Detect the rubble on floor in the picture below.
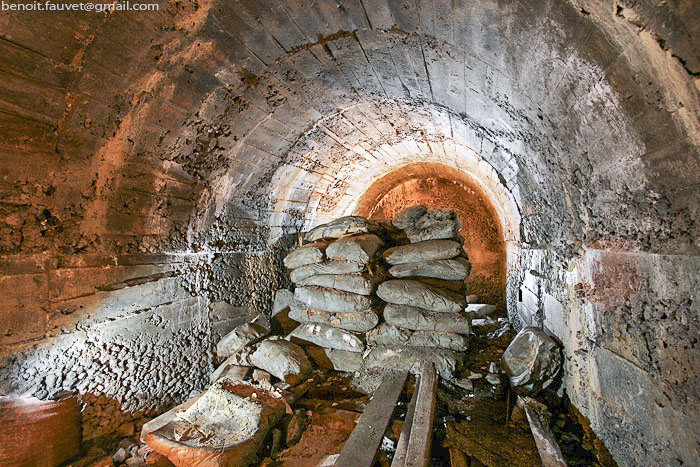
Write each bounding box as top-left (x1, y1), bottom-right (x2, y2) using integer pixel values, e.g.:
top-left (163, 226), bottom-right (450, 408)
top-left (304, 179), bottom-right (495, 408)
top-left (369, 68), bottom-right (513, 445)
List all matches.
top-left (75, 209), bottom-right (615, 467)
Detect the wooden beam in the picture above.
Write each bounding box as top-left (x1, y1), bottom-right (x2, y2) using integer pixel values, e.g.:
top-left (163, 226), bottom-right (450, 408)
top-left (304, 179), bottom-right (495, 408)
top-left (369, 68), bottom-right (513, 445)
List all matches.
top-left (391, 375), bottom-right (420, 467)
top-left (405, 362), bottom-right (437, 467)
top-left (519, 396), bottom-right (567, 467)
top-left (334, 370), bottom-right (409, 467)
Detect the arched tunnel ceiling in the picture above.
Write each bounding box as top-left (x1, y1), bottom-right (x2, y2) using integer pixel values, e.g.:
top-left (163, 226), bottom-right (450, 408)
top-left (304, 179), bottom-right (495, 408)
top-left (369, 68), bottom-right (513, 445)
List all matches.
top-left (1, 0), bottom-right (699, 260)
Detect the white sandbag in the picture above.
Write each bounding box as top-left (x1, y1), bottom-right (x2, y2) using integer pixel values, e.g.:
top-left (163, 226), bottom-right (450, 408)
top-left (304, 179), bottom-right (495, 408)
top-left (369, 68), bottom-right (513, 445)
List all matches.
top-left (392, 205), bottom-right (427, 229)
top-left (365, 323), bottom-right (412, 346)
top-left (384, 303), bottom-right (472, 334)
top-left (290, 260), bottom-right (365, 283)
top-left (294, 286), bottom-right (371, 313)
top-left (377, 279), bottom-right (466, 313)
top-left (295, 273), bottom-right (374, 295)
top-left (232, 338), bottom-right (312, 386)
top-left (363, 345), bottom-right (459, 380)
top-left (288, 301), bottom-right (379, 332)
top-left (383, 240), bottom-right (463, 265)
top-left (304, 216), bottom-right (381, 242)
top-left (216, 318), bottom-right (269, 358)
top-left (288, 323), bottom-right (365, 353)
top-left (283, 241), bottom-right (329, 269)
top-left (404, 209), bottom-right (461, 243)
top-left (408, 331), bottom-right (469, 351)
top-left (325, 234), bottom-right (383, 264)
top-left (389, 257), bottom-right (471, 280)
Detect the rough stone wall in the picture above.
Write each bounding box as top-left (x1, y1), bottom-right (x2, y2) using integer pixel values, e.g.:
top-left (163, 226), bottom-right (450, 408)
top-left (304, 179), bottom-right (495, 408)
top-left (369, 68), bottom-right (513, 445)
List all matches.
top-left (0, 0), bottom-right (698, 462)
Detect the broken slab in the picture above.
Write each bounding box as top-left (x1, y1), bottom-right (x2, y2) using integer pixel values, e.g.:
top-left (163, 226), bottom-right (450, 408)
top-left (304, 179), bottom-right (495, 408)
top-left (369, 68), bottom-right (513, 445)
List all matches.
top-left (325, 234), bottom-right (383, 264)
top-left (501, 327), bottom-right (562, 396)
top-left (288, 323), bottom-right (365, 353)
top-left (377, 279), bottom-right (466, 313)
top-left (389, 257), bottom-right (471, 281)
top-left (288, 302), bottom-right (379, 332)
top-left (290, 260), bottom-right (365, 283)
top-left (283, 241), bottom-right (329, 269)
top-left (384, 304), bottom-right (472, 334)
top-left (272, 289), bottom-right (294, 317)
top-left (304, 216), bottom-right (381, 242)
top-left (294, 286), bottom-right (371, 313)
top-left (383, 240), bottom-right (463, 265)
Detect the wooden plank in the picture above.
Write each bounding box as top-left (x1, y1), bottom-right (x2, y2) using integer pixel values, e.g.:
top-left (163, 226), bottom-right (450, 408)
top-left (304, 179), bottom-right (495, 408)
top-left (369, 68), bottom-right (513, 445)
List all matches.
top-left (391, 375), bottom-right (420, 467)
top-left (405, 362), bottom-right (437, 467)
top-left (334, 370), bottom-right (409, 467)
top-left (520, 396), bottom-right (567, 467)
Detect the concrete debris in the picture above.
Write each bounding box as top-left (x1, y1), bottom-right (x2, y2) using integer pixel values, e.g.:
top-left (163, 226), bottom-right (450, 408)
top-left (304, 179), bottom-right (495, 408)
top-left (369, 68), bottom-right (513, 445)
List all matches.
top-left (466, 303), bottom-right (498, 318)
top-left (325, 234), bottom-right (383, 264)
top-left (383, 239), bottom-right (463, 265)
top-left (288, 323), bottom-right (365, 353)
top-left (501, 327), bottom-right (562, 396)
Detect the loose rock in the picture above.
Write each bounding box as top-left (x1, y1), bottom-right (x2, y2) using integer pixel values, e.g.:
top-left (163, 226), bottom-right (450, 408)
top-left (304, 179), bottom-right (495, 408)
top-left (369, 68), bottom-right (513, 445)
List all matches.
top-left (216, 319), bottom-right (269, 358)
top-left (232, 339), bottom-right (312, 386)
top-left (392, 205), bottom-right (428, 230)
top-left (501, 327), bottom-right (562, 396)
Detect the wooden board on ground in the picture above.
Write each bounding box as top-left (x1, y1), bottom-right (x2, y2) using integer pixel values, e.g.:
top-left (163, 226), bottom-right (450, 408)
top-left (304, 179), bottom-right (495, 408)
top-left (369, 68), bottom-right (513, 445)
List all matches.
top-left (334, 370), bottom-right (409, 467)
top-left (405, 362), bottom-right (438, 467)
top-left (391, 375), bottom-right (420, 467)
top-left (520, 396), bottom-right (567, 467)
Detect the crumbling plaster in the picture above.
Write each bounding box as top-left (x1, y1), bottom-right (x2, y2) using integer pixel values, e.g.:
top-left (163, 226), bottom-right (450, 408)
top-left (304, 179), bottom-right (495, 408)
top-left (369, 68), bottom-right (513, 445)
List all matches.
top-left (0, 0), bottom-right (698, 463)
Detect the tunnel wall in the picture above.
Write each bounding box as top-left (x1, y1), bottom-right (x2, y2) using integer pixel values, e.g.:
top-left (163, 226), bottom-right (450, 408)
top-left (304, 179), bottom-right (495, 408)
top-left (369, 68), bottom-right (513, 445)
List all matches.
top-left (0, 0), bottom-right (698, 463)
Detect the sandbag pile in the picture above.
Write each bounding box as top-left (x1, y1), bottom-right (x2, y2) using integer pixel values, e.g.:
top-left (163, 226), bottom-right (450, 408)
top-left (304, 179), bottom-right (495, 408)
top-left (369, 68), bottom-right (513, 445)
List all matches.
top-left (369, 206), bottom-right (472, 377)
top-left (279, 216), bottom-right (388, 372)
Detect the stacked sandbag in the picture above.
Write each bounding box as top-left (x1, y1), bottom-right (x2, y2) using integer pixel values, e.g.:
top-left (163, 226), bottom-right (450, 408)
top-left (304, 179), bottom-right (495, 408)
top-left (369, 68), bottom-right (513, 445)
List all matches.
top-left (371, 206), bottom-right (472, 379)
top-left (281, 216), bottom-right (387, 372)
top-left (211, 315), bottom-right (312, 387)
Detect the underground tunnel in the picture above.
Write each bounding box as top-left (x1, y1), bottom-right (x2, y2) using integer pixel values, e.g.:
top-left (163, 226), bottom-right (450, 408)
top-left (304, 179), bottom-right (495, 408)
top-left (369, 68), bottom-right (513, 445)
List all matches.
top-left (0, 0), bottom-right (698, 465)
